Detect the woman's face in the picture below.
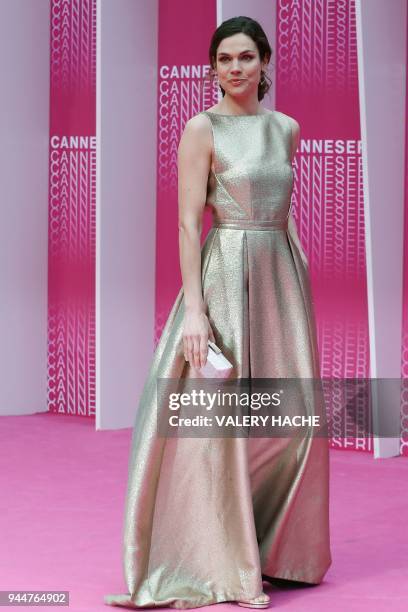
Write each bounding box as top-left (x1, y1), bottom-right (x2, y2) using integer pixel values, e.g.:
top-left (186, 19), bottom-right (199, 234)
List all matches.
top-left (214, 33), bottom-right (267, 99)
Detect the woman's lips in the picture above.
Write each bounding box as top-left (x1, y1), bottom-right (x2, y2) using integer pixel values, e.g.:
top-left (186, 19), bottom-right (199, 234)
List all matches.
top-left (230, 79), bottom-right (245, 85)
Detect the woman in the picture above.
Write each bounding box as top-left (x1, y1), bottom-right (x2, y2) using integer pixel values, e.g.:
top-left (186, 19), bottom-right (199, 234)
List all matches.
top-left (105, 15), bottom-right (332, 610)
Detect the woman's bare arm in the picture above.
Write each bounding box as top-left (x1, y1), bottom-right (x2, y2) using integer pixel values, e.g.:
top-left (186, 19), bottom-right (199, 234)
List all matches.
top-left (287, 118), bottom-right (308, 268)
top-left (177, 114), bottom-right (215, 368)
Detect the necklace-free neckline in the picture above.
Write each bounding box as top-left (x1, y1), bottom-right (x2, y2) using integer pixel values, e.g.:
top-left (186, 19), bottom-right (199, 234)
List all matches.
top-left (204, 109), bottom-right (275, 117)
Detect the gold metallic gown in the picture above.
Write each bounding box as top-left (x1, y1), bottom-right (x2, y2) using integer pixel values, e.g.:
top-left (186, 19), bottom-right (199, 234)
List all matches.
top-left (104, 110), bottom-right (332, 609)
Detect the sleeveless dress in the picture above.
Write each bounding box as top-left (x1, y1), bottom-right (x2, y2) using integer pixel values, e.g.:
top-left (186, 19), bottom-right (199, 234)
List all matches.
top-left (104, 109), bottom-right (332, 609)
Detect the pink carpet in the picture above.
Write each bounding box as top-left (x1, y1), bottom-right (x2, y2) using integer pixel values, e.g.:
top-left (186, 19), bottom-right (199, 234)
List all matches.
top-left (0, 412), bottom-right (407, 611)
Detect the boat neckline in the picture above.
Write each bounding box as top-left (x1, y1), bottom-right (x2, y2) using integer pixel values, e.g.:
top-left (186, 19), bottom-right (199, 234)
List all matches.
top-left (204, 109), bottom-right (275, 117)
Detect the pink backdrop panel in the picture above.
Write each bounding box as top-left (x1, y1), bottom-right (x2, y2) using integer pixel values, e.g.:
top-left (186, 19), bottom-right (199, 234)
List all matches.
top-left (155, 0), bottom-right (217, 342)
top-left (48, 0), bottom-right (96, 417)
top-left (276, 0), bottom-right (373, 452)
top-left (154, 2), bottom-right (407, 455)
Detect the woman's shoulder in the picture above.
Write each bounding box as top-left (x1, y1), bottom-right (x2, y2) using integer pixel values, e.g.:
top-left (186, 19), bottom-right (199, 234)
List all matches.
top-left (185, 110), bottom-right (211, 129)
top-left (274, 111), bottom-right (300, 158)
top-left (178, 112), bottom-right (212, 156)
top-left (180, 111), bottom-right (212, 141)
top-left (274, 110), bottom-right (300, 134)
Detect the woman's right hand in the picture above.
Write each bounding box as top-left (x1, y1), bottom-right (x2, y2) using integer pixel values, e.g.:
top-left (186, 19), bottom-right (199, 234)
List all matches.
top-left (182, 307), bottom-right (216, 369)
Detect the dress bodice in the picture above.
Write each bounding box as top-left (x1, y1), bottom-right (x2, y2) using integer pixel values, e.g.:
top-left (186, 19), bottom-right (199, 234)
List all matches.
top-left (201, 110), bottom-right (294, 225)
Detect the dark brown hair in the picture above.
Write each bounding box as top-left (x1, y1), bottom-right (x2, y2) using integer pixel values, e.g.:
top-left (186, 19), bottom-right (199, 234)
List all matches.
top-left (207, 16), bottom-right (273, 101)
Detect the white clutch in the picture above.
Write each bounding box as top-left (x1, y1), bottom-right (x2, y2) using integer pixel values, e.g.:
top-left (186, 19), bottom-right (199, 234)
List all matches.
top-left (198, 340), bottom-right (233, 379)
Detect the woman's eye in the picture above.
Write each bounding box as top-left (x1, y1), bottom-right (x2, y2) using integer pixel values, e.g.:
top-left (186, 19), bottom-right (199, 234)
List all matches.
top-left (218, 55), bottom-right (253, 63)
